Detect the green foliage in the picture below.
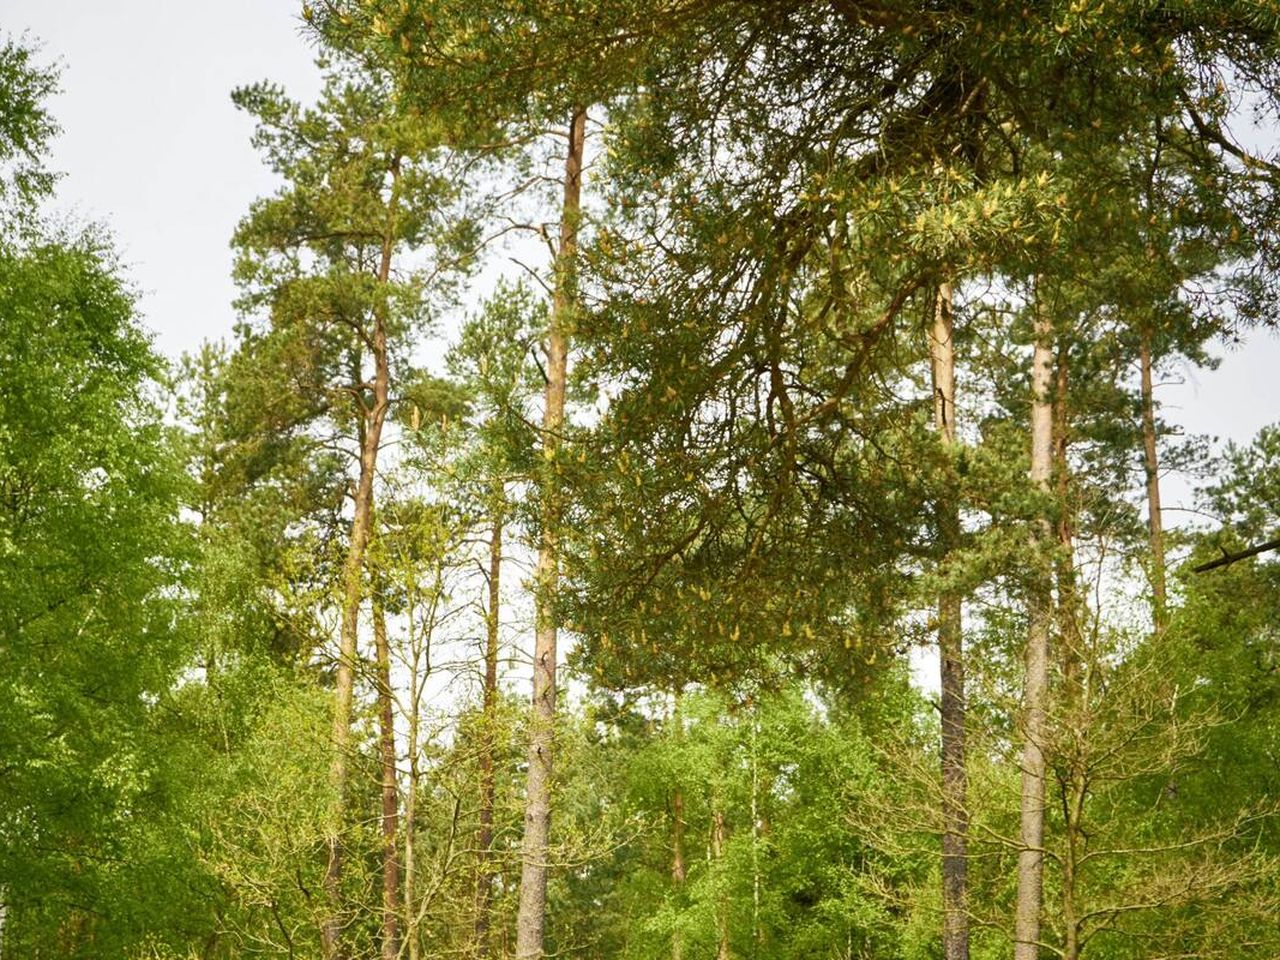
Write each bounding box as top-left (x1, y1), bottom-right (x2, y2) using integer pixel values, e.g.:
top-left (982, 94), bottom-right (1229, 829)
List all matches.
top-left (538, 679), bottom-right (930, 960)
top-left (0, 229), bottom-right (192, 954)
top-left (0, 34), bottom-right (58, 216)
top-left (227, 54), bottom-right (477, 475)
top-left (10, 6), bottom-right (1280, 960)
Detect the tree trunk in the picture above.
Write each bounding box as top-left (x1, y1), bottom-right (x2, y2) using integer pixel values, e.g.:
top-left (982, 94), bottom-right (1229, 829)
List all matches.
top-left (475, 487), bottom-right (504, 959)
top-left (373, 580), bottom-right (401, 960)
top-left (930, 282), bottom-right (969, 960)
top-left (514, 106), bottom-right (586, 960)
top-left (671, 785), bottom-right (687, 960)
top-left (712, 806), bottom-right (732, 960)
top-left (1061, 774), bottom-right (1083, 960)
top-left (405, 657), bottom-right (421, 960)
top-left (671, 790), bottom-right (687, 886)
top-left (1014, 297), bottom-right (1054, 960)
top-left (1053, 342), bottom-right (1083, 678)
top-left (1052, 342), bottom-right (1085, 960)
top-left (321, 163), bottom-right (399, 960)
top-left (404, 543), bottom-right (445, 960)
top-left (749, 706), bottom-right (764, 957)
top-left (321, 385), bottom-right (386, 960)
top-left (1139, 330), bottom-right (1167, 631)
top-left (671, 693), bottom-right (686, 960)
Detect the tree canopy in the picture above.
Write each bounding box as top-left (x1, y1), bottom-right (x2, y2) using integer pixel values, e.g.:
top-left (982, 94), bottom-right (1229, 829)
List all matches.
top-left (4, 8), bottom-right (1280, 959)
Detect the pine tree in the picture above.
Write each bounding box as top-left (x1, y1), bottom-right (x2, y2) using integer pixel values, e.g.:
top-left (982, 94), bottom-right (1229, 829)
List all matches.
top-left (230, 57), bottom-right (473, 957)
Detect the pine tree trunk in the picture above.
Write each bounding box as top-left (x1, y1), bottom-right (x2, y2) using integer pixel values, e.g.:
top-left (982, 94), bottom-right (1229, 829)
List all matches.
top-left (671, 692), bottom-right (686, 960)
top-left (321, 164), bottom-right (399, 960)
top-left (475, 487), bottom-right (504, 959)
top-left (403, 519), bottom-right (445, 960)
top-left (1052, 343), bottom-right (1085, 960)
top-left (1014, 297), bottom-right (1054, 960)
top-left (671, 784), bottom-right (686, 960)
top-left (373, 580), bottom-right (401, 960)
top-left (930, 282), bottom-right (969, 960)
top-left (1139, 330), bottom-right (1167, 631)
top-left (712, 806), bottom-right (731, 960)
top-left (405, 667), bottom-right (421, 960)
top-left (1061, 771), bottom-right (1083, 960)
top-left (514, 106), bottom-right (586, 960)
top-left (1053, 343), bottom-right (1083, 674)
top-left (749, 707), bottom-right (763, 956)
top-left (322, 386), bottom-right (386, 960)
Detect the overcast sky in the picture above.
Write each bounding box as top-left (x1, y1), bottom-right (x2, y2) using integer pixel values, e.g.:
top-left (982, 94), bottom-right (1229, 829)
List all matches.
top-left (8, 0), bottom-right (322, 357)
top-left (6, 0), bottom-right (1279, 514)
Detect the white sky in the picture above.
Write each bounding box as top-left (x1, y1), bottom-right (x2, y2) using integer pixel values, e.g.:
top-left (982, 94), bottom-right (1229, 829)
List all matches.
top-left (6, 0), bottom-right (1279, 508)
top-left (7, 0), bottom-right (323, 357)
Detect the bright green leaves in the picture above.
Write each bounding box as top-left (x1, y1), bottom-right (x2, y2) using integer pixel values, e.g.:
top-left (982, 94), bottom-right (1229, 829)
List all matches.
top-left (0, 235), bottom-right (190, 955)
top-left (0, 43), bottom-right (199, 947)
top-left (560, 683), bottom-right (921, 960)
top-left (0, 35), bottom-right (59, 218)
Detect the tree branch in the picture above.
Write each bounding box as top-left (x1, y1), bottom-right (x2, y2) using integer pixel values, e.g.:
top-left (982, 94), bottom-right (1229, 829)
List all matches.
top-left (1191, 537), bottom-right (1280, 573)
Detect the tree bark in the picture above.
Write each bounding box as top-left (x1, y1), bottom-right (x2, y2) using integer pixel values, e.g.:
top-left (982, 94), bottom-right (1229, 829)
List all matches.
top-left (930, 282), bottom-right (969, 960)
top-left (1014, 297), bottom-right (1054, 960)
top-left (405, 546), bottom-right (446, 960)
top-left (514, 106), bottom-right (586, 960)
top-left (671, 790), bottom-right (687, 887)
top-left (321, 162), bottom-right (399, 960)
top-left (1053, 342), bottom-right (1083, 677)
top-left (405, 648), bottom-right (421, 960)
top-left (712, 806), bottom-right (732, 960)
top-left (321, 346), bottom-right (389, 960)
top-left (671, 784), bottom-right (687, 960)
top-left (373, 580), bottom-right (401, 960)
top-left (750, 708), bottom-right (762, 955)
top-left (475, 486), bottom-right (504, 959)
top-left (1139, 330), bottom-right (1167, 631)
top-left (1052, 342), bottom-right (1085, 960)
top-left (671, 692), bottom-right (686, 960)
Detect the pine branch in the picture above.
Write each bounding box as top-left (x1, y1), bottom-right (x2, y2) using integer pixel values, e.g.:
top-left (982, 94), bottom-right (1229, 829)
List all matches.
top-left (1191, 537), bottom-right (1280, 573)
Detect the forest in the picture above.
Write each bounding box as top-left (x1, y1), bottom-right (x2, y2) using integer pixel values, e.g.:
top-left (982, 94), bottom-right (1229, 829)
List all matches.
top-left (4, 2), bottom-right (1280, 959)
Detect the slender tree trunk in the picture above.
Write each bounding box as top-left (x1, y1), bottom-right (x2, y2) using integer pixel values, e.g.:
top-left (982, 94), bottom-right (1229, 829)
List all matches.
top-left (405, 562), bottom-right (443, 960)
top-left (405, 659), bottom-right (421, 960)
top-left (671, 789), bottom-right (687, 887)
top-left (322, 164), bottom-right (400, 960)
top-left (475, 486), bottom-right (504, 959)
top-left (514, 107), bottom-right (586, 960)
top-left (671, 785), bottom-right (687, 960)
top-left (1052, 342), bottom-right (1085, 960)
top-left (1014, 297), bottom-right (1054, 960)
top-left (1060, 767), bottom-right (1084, 960)
top-left (930, 282), bottom-right (969, 960)
top-left (749, 706), bottom-right (763, 957)
top-left (1058, 653), bottom-right (1087, 960)
top-left (712, 806), bottom-right (731, 960)
top-left (373, 580), bottom-right (401, 960)
top-left (671, 693), bottom-right (686, 960)
top-left (1053, 343), bottom-right (1083, 678)
top-left (1139, 330), bottom-right (1167, 631)
top-left (321, 389), bottom-right (386, 959)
